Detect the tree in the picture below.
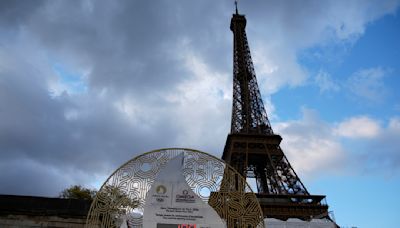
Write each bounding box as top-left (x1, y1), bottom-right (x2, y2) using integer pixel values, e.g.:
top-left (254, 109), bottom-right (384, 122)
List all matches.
top-left (60, 185), bottom-right (97, 201)
top-left (88, 185), bottom-right (140, 227)
top-left (61, 184), bottom-right (139, 227)
top-left (97, 185), bottom-right (139, 216)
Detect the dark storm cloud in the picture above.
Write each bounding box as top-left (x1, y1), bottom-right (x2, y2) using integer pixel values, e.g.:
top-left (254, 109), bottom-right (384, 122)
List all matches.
top-left (0, 158), bottom-right (66, 197)
top-left (23, 0), bottom-right (231, 94)
top-left (0, 0), bottom-right (233, 195)
top-left (0, 0), bottom-right (45, 28)
top-left (0, 53), bottom-right (183, 194)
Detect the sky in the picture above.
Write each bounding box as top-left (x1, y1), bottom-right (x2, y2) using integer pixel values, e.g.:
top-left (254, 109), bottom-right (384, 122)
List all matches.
top-left (0, 0), bottom-right (399, 227)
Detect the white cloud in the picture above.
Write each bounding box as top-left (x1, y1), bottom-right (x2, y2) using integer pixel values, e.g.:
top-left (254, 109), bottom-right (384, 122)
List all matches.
top-left (165, 45), bottom-right (231, 154)
top-left (274, 109), bottom-right (345, 179)
top-left (351, 116), bottom-right (400, 175)
top-left (275, 112), bottom-right (400, 178)
top-left (346, 67), bottom-right (389, 103)
top-left (335, 116), bottom-right (382, 138)
top-left (388, 117), bottom-right (400, 131)
top-left (246, 0), bottom-right (399, 96)
top-left (253, 47), bottom-right (308, 94)
top-left (315, 70), bottom-right (340, 93)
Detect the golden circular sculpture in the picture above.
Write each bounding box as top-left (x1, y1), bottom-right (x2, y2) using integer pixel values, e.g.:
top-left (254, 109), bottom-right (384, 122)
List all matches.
top-left (85, 148), bottom-right (265, 228)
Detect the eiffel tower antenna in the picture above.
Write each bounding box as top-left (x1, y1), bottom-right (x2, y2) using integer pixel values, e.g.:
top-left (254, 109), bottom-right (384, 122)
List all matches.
top-left (222, 7), bottom-right (337, 223)
top-left (235, 0), bottom-right (239, 14)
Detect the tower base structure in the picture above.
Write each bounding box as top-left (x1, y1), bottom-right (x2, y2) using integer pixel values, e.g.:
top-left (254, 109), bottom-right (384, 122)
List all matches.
top-left (257, 194), bottom-right (329, 221)
top-left (222, 134), bottom-right (333, 222)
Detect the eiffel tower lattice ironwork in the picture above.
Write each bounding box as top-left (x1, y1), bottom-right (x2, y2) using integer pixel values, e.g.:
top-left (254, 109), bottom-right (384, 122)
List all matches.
top-left (222, 6), bottom-right (333, 221)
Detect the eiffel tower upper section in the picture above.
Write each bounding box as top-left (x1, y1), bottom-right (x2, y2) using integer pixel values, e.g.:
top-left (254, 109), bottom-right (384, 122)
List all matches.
top-left (222, 4), bottom-right (333, 221)
top-left (230, 13), bottom-right (273, 136)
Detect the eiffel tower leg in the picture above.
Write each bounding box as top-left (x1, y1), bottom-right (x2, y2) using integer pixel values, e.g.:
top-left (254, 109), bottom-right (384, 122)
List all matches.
top-left (254, 162), bottom-right (268, 193)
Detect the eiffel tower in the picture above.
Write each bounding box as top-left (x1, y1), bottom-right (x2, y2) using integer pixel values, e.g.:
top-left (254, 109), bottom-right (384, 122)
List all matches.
top-left (222, 3), bottom-right (333, 221)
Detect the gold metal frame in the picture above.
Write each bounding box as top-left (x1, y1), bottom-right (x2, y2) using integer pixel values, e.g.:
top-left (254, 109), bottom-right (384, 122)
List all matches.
top-left (85, 148), bottom-right (265, 227)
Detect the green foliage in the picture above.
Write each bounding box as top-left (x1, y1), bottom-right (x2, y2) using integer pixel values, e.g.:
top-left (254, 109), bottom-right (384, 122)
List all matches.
top-left (97, 185), bottom-right (139, 216)
top-left (61, 184), bottom-right (139, 226)
top-left (94, 185), bottom-right (140, 227)
top-left (60, 185), bottom-right (97, 201)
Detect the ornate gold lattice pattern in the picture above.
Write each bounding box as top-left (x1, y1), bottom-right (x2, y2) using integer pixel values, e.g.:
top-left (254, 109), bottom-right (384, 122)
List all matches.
top-left (85, 148), bottom-right (265, 228)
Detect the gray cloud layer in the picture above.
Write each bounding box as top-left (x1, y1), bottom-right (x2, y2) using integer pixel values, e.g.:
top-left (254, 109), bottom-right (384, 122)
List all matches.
top-left (0, 0), bottom-right (399, 196)
top-left (0, 0), bottom-right (233, 195)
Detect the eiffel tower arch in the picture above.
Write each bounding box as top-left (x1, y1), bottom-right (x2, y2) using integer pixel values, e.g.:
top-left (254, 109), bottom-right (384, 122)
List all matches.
top-left (222, 5), bottom-right (335, 222)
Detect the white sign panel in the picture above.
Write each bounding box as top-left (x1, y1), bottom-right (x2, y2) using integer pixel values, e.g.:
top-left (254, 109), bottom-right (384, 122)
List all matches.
top-left (143, 154), bottom-right (225, 228)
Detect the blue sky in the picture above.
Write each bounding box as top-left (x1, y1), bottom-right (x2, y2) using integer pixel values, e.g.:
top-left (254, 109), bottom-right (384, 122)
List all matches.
top-left (275, 12), bottom-right (400, 227)
top-left (291, 13), bottom-right (400, 121)
top-left (0, 1), bottom-right (399, 227)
